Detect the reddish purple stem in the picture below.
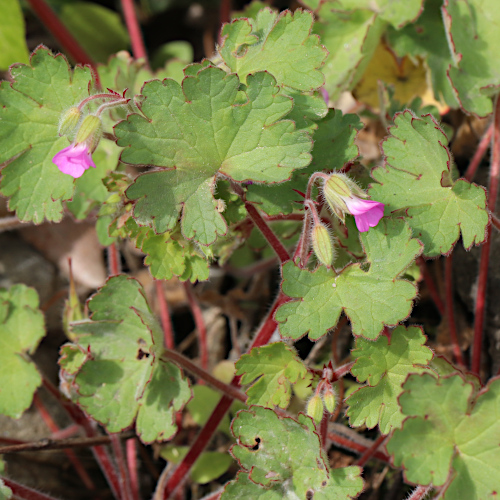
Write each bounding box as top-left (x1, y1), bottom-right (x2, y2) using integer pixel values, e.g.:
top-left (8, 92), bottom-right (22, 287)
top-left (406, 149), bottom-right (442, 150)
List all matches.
top-left (161, 293), bottom-right (290, 498)
top-left (444, 255), bottom-right (466, 368)
top-left (1, 477), bottom-right (61, 500)
top-left (120, 0), bottom-right (149, 67)
top-left (464, 123), bottom-right (493, 182)
top-left (417, 257), bottom-right (445, 315)
top-left (407, 485), bottom-right (433, 500)
top-left (184, 282), bottom-right (209, 371)
top-left (156, 280), bottom-right (175, 350)
top-left (354, 434), bottom-right (387, 467)
top-left (471, 98), bottom-right (500, 376)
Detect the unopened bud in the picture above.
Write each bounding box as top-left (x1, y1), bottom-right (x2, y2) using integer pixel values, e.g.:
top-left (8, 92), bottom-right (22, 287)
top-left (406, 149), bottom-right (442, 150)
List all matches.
top-left (75, 114), bottom-right (102, 152)
top-left (322, 387), bottom-right (336, 414)
top-left (306, 394), bottom-right (324, 423)
top-left (312, 223), bottom-right (335, 268)
top-left (58, 107), bottom-right (81, 136)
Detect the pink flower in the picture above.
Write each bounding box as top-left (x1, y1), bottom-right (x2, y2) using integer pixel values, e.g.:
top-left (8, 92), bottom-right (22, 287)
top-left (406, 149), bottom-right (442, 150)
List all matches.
top-left (343, 197), bottom-right (385, 233)
top-left (52, 143), bottom-right (95, 178)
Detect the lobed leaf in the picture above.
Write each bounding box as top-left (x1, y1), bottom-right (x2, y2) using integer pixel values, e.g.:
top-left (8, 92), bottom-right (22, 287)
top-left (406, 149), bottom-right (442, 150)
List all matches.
top-left (371, 111), bottom-right (488, 257)
top-left (443, 0), bottom-right (500, 116)
top-left (224, 406), bottom-right (363, 499)
top-left (0, 47), bottom-right (93, 223)
top-left (220, 9), bottom-right (327, 91)
top-left (387, 374), bottom-right (500, 499)
top-left (235, 342), bottom-right (308, 409)
top-left (67, 276), bottom-right (191, 443)
top-left (346, 325), bottom-right (433, 434)
top-left (0, 285), bottom-right (45, 418)
top-left (115, 66), bottom-right (312, 245)
top-left (276, 218), bottom-right (422, 340)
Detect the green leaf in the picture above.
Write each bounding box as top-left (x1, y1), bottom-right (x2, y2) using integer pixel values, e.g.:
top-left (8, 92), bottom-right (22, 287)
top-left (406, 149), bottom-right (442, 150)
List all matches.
top-left (246, 109), bottom-right (362, 215)
top-left (161, 445), bottom-right (234, 484)
top-left (370, 111), bottom-right (488, 257)
top-left (346, 325), bottom-right (433, 434)
top-left (329, 0), bottom-right (424, 28)
top-left (386, 0), bottom-right (459, 108)
top-left (313, 9), bottom-right (385, 101)
top-left (151, 41), bottom-right (193, 70)
top-left (68, 276), bottom-right (191, 442)
top-left (276, 218), bottom-right (422, 340)
top-left (387, 374), bottom-right (500, 499)
top-left (220, 9), bottom-right (327, 91)
top-left (443, 0), bottom-right (500, 116)
top-left (0, 285), bottom-right (45, 418)
top-left (235, 343), bottom-right (308, 409)
top-left (0, 0), bottom-right (29, 69)
top-left (59, 2), bottom-right (130, 64)
top-left (0, 47), bottom-right (93, 223)
top-left (226, 407), bottom-right (363, 499)
top-left (116, 66), bottom-right (312, 245)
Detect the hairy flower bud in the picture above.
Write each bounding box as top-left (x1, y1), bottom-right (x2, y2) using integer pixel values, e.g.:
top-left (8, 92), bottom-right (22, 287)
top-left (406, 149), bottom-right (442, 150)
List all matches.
top-left (306, 394), bottom-right (324, 423)
top-left (311, 223), bottom-right (335, 268)
top-left (75, 114), bottom-right (102, 152)
top-left (322, 387), bottom-right (336, 414)
top-left (58, 106), bottom-right (82, 136)
top-left (322, 173), bottom-right (385, 232)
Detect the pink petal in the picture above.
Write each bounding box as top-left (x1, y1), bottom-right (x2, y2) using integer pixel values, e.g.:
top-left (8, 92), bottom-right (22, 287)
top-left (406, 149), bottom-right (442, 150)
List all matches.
top-left (52, 143), bottom-right (95, 179)
top-left (343, 197), bottom-right (385, 232)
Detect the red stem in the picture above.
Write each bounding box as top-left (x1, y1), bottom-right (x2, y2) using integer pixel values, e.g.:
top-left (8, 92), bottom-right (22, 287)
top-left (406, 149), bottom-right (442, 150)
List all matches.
top-left (319, 411), bottom-right (329, 448)
top-left (110, 434), bottom-right (134, 500)
top-left (107, 243), bottom-right (122, 276)
top-left (162, 293), bottom-right (290, 498)
top-left (156, 280), bottom-right (175, 350)
top-left (471, 97), bottom-right (500, 376)
top-left (464, 122), bottom-right (493, 182)
top-left (1, 477), bottom-right (60, 500)
top-left (42, 378), bottom-right (121, 499)
top-left (161, 349), bottom-right (246, 403)
top-left (184, 282), bottom-right (208, 371)
top-left (120, 0), bottom-right (149, 66)
top-left (127, 438), bottom-right (140, 500)
top-left (50, 424), bottom-right (80, 439)
top-left (354, 434), bottom-right (387, 467)
top-left (33, 394), bottom-right (96, 491)
top-left (444, 255), bottom-right (466, 368)
top-left (491, 211), bottom-right (500, 232)
top-left (244, 202), bottom-right (290, 263)
top-left (407, 485), bottom-right (433, 500)
top-left (26, 0), bottom-right (96, 69)
top-left (328, 432), bottom-right (390, 463)
top-left (417, 256), bottom-right (445, 315)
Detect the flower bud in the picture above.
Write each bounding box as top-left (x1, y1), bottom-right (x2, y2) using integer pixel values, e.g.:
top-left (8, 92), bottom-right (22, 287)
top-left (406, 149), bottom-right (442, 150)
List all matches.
top-left (306, 394), bottom-right (324, 423)
top-left (58, 107), bottom-right (81, 136)
top-left (322, 387), bottom-right (336, 414)
top-left (311, 223), bottom-right (335, 268)
top-left (75, 114), bottom-right (102, 152)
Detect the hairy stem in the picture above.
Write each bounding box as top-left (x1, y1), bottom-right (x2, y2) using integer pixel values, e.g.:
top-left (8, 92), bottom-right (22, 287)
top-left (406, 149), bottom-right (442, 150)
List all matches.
top-left (107, 243), bottom-right (122, 276)
top-left (464, 122), bottom-right (493, 182)
top-left (444, 254), bottom-right (466, 367)
top-left (471, 96), bottom-right (500, 375)
top-left (26, 0), bottom-right (96, 69)
top-left (184, 282), bottom-right (209, 370)
top-left (354, 434), bottom-right (387, 467)
top-left (407, 485), bottom-right (433, 500)
top-left (1, 477), bottom-right (61, 500)
top-left (120, 0), bottom-right (149, 66)
top-left (110, 433), bottom-right (134, 500)
top-left (161, 292), bottom-right (290, 498)
top-left (127, 438), bottom-right (140, 500)
top-left (244, 201), bottom-right (290, 263)
top-left (156, 280), bottom-right (175, 349)
top-left (161, 349), bottom-right (246, 403)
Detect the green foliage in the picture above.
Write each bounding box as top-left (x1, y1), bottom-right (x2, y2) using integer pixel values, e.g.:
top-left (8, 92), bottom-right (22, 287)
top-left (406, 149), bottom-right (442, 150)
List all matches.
top-left (66, 276), bottom-right (191, 442)
top-left (346, 325), bottom-right (433, 434)
top-left (0, 0), bottom-right (29, 69)
top-left (371, 111), bottom-right (488, 257)
top-left (387, 374), bottom-right (500, 499)
top-left (225, 406), bottom-right (363, 499)
top-left (0, 285), bottom-right (45, 419)
top-left (276, 218), bottom-right (422, 340)
top-left (443, 0), bottom-right (500, 117)
top-left (115, 66), bottom-right (312, 245)
top-left (0, 47), bottom-right (93, 223)
top-left (235, 343), bottom-right (308, 409)
top-left (220, 9), bottom-right (327, 91)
